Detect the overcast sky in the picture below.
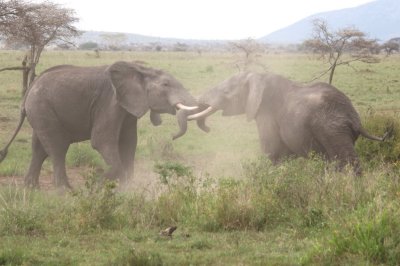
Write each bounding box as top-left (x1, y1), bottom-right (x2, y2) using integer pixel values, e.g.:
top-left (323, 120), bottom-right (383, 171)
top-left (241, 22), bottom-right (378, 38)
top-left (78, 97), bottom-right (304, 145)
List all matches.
top-left (53, 0), bottom-right (374, 40)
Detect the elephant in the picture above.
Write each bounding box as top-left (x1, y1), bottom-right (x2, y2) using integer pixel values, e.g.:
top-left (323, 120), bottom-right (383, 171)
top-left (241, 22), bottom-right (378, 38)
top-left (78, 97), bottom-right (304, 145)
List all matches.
top-left (0, 61), bottom-right (203, 188)
top-left (188, 71), bottom-right (390, 175)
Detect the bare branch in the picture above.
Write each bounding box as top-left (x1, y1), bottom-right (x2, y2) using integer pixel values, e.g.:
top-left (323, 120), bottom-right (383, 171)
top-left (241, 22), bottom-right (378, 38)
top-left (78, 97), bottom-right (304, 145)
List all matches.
top-left (302, 18), bottom-right (379, 84)
top-left (0, 66), bottom-right (27, 72)
top-left (229, 38), bottom-right (267, 72)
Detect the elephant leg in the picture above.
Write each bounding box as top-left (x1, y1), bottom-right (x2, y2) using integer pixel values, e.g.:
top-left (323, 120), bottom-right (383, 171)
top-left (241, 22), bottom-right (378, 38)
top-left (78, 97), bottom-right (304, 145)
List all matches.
top-left (260, 137), bottom-right (292, 163)
top-left (25, 132), bottom-right (48, 188)
top-left (256, 117), bottom-right (293, 163)
top-left (51, 143), bottom-right (71, 188)
top-left (315, 131), bottom-right (361, 175)
top-left (35, 129), bottom-right (72, 189)
top-left (92, 139), bottom-right (124, 181)
top-left (119, 116), bottom-right (137, 182)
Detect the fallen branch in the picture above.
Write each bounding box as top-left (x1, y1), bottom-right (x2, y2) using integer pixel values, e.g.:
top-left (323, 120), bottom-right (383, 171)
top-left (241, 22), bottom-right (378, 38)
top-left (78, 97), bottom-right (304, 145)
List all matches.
top-left (0, 66), bottom-right (28, 72)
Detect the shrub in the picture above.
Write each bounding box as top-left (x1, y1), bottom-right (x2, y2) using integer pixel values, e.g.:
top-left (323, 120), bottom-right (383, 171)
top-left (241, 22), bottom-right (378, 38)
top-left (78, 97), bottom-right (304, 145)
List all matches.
top-left (154, 161), bottom-right (195, 189)
top-left (356, 112), bottom-right (400, 167)
top-left (242, 156), bottom-right (330, 228)
top-left (71, 171), bottom-right (121, 232)
top-left (78, 41), bottom-right (98, 50)
top-left (207, 179), bottom-right (269, 231)
top-left (152, 161), bottom-right (197, 226)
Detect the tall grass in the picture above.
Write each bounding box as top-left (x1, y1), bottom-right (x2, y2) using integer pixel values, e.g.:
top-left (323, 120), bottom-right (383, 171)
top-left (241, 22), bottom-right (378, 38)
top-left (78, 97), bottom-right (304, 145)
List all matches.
top-left (1, 152), bottom-right (399, 264)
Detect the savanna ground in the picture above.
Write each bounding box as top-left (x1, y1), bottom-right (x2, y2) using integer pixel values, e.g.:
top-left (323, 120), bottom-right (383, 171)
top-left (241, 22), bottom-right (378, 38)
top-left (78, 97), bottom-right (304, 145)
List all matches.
top-left (0, 50), bottom-right (400, 265)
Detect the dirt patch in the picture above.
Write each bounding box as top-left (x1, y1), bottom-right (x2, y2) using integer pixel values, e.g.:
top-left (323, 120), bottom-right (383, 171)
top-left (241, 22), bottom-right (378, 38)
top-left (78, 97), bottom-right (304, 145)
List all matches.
top-left (0, 168), bottom-right (86, 190)
top-left (0, 160), bottom-right (160, 194)
top-left (0, 116), bottom-right (11, 122)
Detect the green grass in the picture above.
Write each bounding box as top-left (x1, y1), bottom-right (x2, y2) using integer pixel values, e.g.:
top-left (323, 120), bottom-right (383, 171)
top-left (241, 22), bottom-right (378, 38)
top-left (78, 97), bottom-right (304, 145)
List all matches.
top-left (0, 50), bottom-right (400, 264)
top-left (0, 157), bottom-right (399, 265)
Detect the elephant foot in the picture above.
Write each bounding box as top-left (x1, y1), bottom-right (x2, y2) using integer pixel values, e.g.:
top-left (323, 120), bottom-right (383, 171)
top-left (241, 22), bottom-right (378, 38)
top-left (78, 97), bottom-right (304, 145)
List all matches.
top-left (24, 177), bottom-right (40, 189)
top-left (54, 179), bottom-right (73, 192)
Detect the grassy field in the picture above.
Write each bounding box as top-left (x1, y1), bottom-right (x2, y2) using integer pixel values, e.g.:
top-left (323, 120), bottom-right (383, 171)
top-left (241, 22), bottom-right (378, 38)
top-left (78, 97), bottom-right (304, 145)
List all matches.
top-left (0, 50), bottom-right (400, 265)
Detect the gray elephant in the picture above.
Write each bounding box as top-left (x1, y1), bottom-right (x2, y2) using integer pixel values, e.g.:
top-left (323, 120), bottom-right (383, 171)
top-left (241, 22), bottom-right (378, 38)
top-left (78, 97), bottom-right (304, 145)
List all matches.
top-left (188, 72), bottom-right (389, 174)
top-left (0, 61), bottom-right (202, 188)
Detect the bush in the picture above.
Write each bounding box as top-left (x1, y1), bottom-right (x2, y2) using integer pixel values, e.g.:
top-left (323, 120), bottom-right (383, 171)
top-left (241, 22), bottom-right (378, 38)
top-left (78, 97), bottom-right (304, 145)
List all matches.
top-left (356, 112), bottom-right (400, 167)
top-left (78, 41), bottom-right (98, 50)
top-left (154, 161), bottom-right (194, 188)
top-left (70, 171), bottom-right (121, 232)
top-left (152, 161), bottom-right (197, 226)
top-left (205, 179), bottom-right (269, 231)
top-left (242, 156), bottom-right (330, 228)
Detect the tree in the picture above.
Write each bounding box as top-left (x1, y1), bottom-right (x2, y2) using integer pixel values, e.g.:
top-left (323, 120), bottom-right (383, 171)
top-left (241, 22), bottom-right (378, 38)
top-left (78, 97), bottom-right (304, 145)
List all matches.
top-left (381, 39), bottom-right (400, 56)
top-left (79, 41), bottom-right (99, 50)
top-left (0, 0), bottom-right (26, 27)
top-left (303, 19), bottom-right (379, 84)
top-left (229, 38), bottom-right (267, 72)
top-left (0, 0), bottom-right (80, 94)
top-left (173, 42), bottom-right (189, 52)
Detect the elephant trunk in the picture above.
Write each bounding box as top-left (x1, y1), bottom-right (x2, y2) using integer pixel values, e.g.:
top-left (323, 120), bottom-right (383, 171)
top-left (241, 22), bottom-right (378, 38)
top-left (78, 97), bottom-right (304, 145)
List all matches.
top-left (172, 107), bottom-right (210, 140)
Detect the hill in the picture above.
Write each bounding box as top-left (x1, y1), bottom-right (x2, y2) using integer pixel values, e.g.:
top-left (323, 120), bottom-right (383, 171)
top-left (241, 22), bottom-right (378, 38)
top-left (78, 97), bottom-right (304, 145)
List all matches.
top-left (75, 31), bottom-right (227, 49)
top-left (260, 0), bottom-right (400, 44)
top-left (78, 31), bottom-right (209, 45)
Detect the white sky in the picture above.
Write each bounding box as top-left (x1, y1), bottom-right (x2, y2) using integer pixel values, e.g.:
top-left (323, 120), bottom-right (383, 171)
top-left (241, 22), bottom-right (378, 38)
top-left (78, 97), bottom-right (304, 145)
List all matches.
top-left (53, 0), bottom-right (374, 40)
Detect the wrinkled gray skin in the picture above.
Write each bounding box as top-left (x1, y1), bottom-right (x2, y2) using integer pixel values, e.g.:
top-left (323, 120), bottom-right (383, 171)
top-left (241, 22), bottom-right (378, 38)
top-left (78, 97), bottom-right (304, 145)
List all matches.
top-left (197, 72), bottom-right (387, 175)
top-left (0, 61), bottom-right (198, 189)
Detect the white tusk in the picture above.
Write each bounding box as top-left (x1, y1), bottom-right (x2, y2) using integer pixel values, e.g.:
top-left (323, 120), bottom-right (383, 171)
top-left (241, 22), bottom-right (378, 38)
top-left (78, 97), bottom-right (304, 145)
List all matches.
top-left (176, 103), bottom-right (199, 111)
top-left (187, 106), bottom-right (215, 120)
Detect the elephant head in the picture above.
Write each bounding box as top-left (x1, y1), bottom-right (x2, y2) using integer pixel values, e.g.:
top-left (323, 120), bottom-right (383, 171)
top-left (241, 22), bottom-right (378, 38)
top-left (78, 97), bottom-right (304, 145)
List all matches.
top-left (107, 61), bottom-right (201, 138)
top-left (188, 72), bottom-right (266, 123)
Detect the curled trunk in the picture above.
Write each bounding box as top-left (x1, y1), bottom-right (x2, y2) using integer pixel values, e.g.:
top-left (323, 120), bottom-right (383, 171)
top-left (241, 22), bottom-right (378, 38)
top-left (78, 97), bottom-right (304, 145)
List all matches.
top-left (172, 108), bottom-right (210, 140)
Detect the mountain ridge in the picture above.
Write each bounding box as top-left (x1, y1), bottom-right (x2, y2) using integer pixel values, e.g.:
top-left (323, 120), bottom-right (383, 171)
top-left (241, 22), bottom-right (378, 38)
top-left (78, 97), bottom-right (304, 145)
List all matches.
top-left (260, 0), bottom-right (400, 44)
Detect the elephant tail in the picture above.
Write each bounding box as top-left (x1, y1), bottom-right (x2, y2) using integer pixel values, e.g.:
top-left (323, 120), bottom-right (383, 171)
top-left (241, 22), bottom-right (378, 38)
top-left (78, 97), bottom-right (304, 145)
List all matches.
top-left (0, 108), bottom-right (26, 163)
top-left (358, 123), bottom-right (394, 142)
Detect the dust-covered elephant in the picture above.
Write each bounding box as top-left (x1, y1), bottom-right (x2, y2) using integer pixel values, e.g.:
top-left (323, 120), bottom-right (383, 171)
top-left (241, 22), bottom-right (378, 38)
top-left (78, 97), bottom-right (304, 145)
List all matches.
top-left (0, 61), bottom-right (202, 188)
top-left (188, 72), bottom-right (390, 174)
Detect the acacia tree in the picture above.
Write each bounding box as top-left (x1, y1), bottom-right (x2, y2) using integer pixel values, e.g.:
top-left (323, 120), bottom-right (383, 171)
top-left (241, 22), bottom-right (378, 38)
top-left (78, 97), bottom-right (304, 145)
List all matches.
top-left (0, 0), bottom-right (24, 24)
top-left (229, 38), bottom-right (267, 72)
top-left (381, 39), bottom-right (400, 56)
top-left (303, 19), bottom-right (379, 84)
top-left (0, 0), bottom-right (80, 94)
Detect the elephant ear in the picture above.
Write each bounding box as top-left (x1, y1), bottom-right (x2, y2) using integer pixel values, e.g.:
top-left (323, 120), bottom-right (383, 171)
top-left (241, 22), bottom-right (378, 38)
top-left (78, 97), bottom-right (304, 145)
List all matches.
top-left (108, 61), bottom-right (149, 118)
top-left (245, 73), bottom-right (264, 121)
